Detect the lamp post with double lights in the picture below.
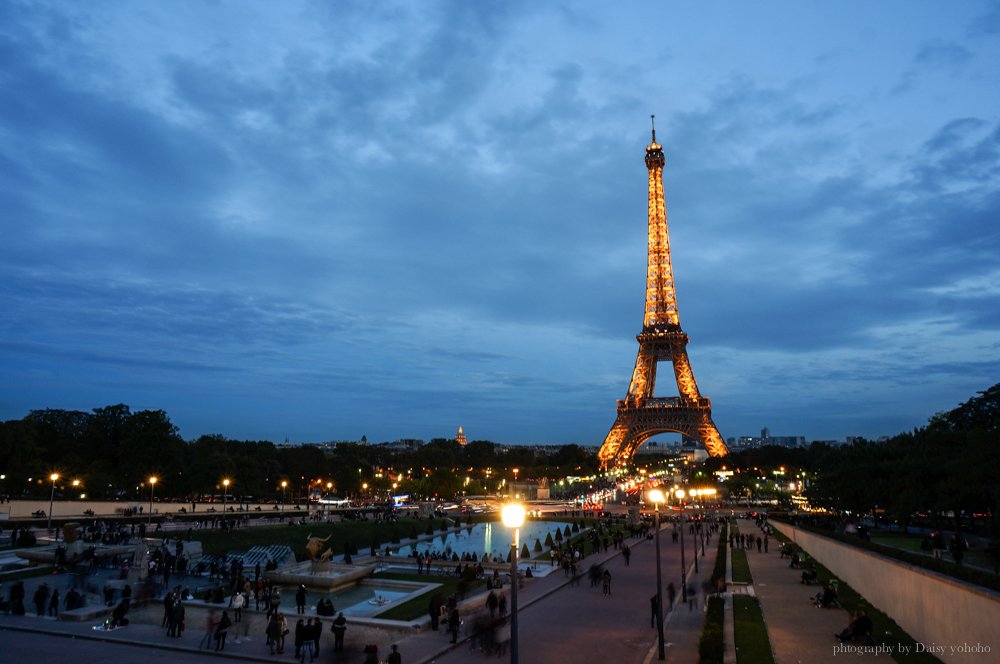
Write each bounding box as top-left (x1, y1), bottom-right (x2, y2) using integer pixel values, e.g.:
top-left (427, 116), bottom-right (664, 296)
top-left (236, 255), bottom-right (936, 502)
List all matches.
top-left (501, 503), bottom-right (526, 664)
top-left (47, 473), bottom-right (59, 532)
top-left (148, 476), bottom-right (158, 524)
top-left (648, 488), bottom-right (667, 660)
top-left (676, 488), bottom-right (688, 602)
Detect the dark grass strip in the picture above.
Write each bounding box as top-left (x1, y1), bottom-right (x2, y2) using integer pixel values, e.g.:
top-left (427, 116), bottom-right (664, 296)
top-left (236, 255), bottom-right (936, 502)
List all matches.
top-left (733, 594), bottom-right (775, 664)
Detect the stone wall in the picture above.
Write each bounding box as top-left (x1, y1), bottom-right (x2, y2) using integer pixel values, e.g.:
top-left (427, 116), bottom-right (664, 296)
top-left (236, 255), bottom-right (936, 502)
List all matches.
top-left (772, 521), bottom-right (999, 663)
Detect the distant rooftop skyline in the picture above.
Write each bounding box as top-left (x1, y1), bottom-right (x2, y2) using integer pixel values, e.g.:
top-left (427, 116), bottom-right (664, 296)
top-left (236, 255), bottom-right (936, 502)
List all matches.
top-left (2, 2), bottom-right (998, 445)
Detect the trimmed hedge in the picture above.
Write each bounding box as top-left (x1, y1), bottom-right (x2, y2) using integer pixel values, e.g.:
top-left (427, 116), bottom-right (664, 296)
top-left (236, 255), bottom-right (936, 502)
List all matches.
top-left (698, 595), bottom-right (725, 663)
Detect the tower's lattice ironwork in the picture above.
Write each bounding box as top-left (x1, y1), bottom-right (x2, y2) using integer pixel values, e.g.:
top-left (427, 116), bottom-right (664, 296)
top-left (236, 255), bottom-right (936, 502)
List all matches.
top-left (598, 118), bottom-right (729, 469)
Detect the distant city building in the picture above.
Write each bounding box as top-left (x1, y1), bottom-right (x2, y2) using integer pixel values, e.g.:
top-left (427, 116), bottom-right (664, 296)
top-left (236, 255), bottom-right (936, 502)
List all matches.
top-left (378, 439), bottom-right (424, 452)
top-left (455, 426), bottom-right (468, 446)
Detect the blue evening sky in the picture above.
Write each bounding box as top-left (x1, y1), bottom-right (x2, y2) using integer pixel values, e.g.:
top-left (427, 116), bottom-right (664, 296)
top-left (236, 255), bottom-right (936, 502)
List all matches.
top-left (2, 1), bottom-right (998, 445)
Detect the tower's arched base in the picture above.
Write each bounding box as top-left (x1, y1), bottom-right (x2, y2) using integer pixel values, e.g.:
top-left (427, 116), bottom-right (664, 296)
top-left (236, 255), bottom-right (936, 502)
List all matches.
top-left (598, 400), bottom-right (728, 469)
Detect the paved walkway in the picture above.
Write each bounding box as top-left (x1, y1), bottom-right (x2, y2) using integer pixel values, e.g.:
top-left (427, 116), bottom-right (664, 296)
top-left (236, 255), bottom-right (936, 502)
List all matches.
top-left (739, 531), bottom-right (854, 664)
top-left (0, 524), bottom-right (720, 664)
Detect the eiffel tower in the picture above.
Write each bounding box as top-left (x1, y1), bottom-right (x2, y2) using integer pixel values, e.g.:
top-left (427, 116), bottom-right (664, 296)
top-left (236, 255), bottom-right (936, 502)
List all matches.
top-left (598, 117), bottom-right (729, 469)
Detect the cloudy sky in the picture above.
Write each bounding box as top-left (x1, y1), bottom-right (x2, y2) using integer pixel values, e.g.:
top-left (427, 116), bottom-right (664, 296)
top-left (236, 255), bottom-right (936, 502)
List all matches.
top-left (2, 1), bottom-right (999, 446)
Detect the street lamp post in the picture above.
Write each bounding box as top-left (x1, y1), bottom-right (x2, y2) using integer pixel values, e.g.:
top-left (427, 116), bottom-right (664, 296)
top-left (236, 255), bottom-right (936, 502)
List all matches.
top-left (502, 503), bottom-right (526, 664)
top-left (223, 478), bottom-right (230, 509)
top-left (676, 489), bottom-right (688, 603)
top-left (648, 489), bottom-right (667, 660)
top-left (148, 476), bottom-right (157, 524)
top-left (47, 473), bottom-right (59, 532)
top-left (281, 481), bottom-right (288, 514)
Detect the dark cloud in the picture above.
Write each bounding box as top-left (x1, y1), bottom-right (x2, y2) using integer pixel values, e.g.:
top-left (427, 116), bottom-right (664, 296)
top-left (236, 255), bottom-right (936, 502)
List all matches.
top-left (1, 1), bottom-right (998, 443)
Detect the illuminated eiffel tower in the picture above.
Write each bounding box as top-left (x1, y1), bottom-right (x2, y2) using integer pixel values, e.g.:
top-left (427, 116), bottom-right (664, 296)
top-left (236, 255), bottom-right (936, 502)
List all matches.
top-left (598, 117), bottom-right (729, 469)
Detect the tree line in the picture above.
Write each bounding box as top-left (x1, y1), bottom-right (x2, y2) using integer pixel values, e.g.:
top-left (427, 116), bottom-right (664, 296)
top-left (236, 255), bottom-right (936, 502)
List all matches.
top-left (705, 383), bottom-right (999, 535)
top-left (0, 403), bottom-right (598, 502)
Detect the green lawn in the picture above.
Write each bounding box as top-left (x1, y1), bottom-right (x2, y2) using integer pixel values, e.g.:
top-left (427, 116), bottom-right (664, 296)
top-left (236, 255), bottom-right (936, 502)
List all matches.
top-left (0, 565), bottom-right (54, 582)
top-left (733, 595), bottom-right (774, 664)
top-left (869, 532), bottom-right (994, 571)
top-left (372, 571), bottom-right (485, 621)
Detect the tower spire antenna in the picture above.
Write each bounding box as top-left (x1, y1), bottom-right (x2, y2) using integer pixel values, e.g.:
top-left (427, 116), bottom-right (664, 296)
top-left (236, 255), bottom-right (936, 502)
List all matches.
top-left (650, 114), bottom-right (656, 143)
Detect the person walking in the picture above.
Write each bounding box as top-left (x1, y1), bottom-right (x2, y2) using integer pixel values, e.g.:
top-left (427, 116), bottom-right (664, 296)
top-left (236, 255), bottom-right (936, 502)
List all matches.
top-left (387, 644), bottom-right (402, 664)
top-left (33, 583), bottom-right (50, 617)
top-left (602, 569), bottom-right (612, 596)
top-left (650, 594), bottom-right (659, 628)
top-left (667, 582), bottom-right (676, 610)
top-left (200, 610), bottom-right (218, 650)
top-left (622, 545), bottom-right (631, 566)
top-left (48, 588), bottom-right (60, 617)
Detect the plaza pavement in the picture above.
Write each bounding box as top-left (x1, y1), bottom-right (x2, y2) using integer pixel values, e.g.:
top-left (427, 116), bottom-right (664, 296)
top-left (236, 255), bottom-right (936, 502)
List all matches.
top-left (0, 522), bottom-right (720, 664)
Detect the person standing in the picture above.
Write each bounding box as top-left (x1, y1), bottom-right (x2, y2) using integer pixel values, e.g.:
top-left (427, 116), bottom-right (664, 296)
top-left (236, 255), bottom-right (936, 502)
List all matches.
top-left (294, 618), bottom-right (305, 659)
top-left (214, 609), bottom-right (232, 651)
top-left (295, 584), bottom-right (307, 614)
top-left (170, 600), bottom-right (185, 638)
top-left (602, 569), bottom-right (612, 596)
top-left (447, 605), bottom-right (461, 644)
top-left (231, 590), bottom-right (244, 623)
top-left (650, 594), bottom-right (659, 628)
top-left (623, 545), bottom-right (631, 566)
top-left (161, 590), bottom-right (175, 627)
top-left (48, 588), bottom-right (60, 617)
top-left (387, 644), bottom-right (402, 664)
top-left (266, 613), bottom-right (282, 655)
top-left (331, 612), bottom-right (347, 652)
top-left (427, 596), bottom-right (440, 630)
top-left (277, 612), bottom-right (289, 654)
top-left (311, 617), bottom-right (322, 660)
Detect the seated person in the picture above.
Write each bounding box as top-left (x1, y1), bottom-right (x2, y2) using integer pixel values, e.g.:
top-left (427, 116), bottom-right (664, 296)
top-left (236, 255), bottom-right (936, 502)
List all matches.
top-left (789, 552), bottom-right (800, 569)
top-left (800, 565), bottom-right (818, 584)
top-left (109, 599), bottom-right (130, 627)
top-left (815, 583), bottom-right (838, 608)
top-left (836, 609), bottom-right (873, 642)
top-left (316, 598), bottom-right (336, 616)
